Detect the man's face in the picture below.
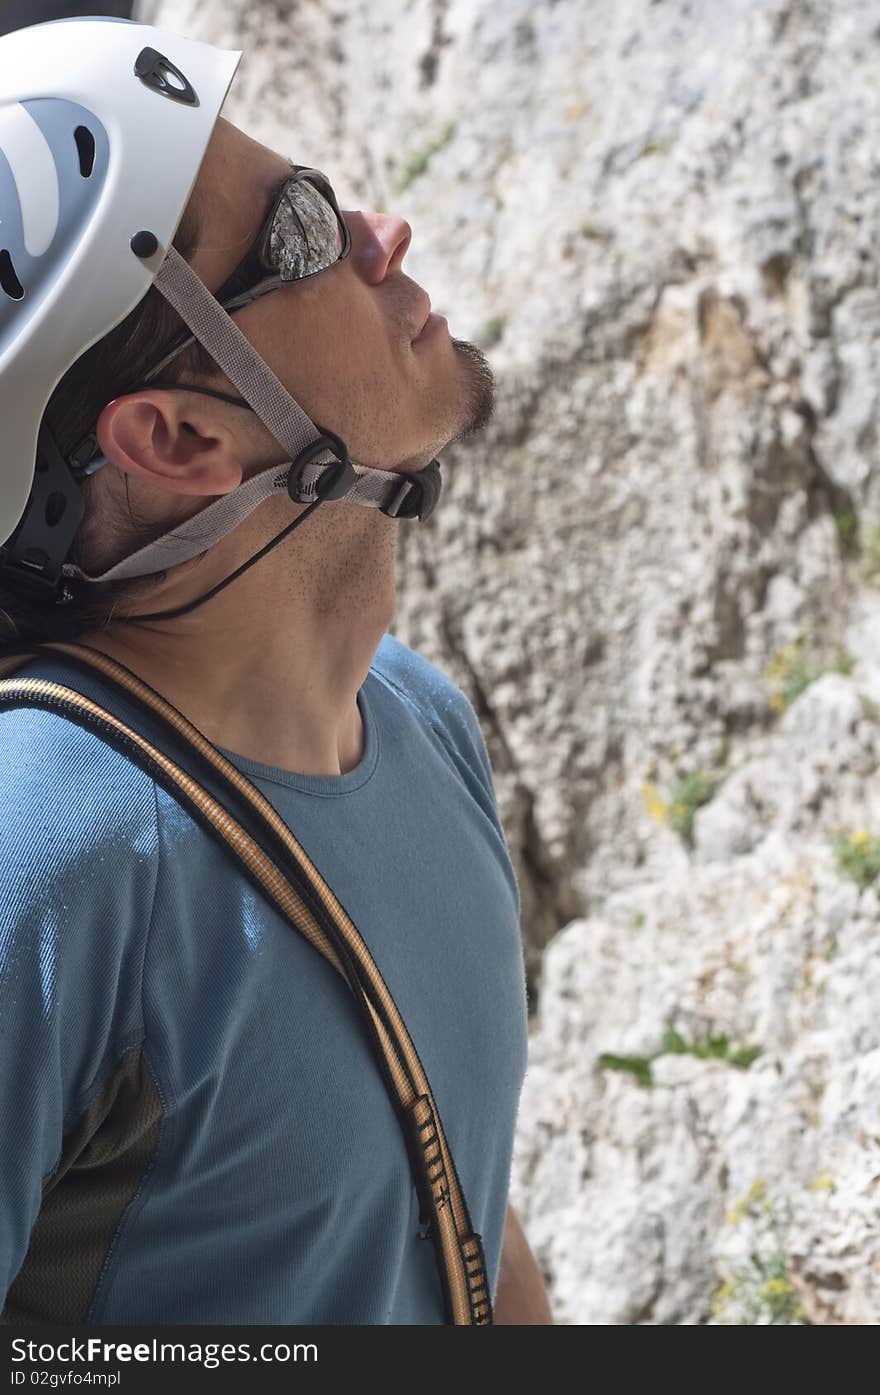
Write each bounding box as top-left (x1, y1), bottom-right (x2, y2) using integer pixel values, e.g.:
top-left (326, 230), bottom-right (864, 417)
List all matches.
top-left (188, 117), bottom-right (495, 476)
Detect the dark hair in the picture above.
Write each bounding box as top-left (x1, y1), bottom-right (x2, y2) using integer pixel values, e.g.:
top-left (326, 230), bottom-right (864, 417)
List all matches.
top-left (0, 199), bottom-right (218, 647)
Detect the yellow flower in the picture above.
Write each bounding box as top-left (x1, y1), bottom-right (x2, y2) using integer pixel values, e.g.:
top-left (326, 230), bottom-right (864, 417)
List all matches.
top-left (711, 1278), bottom-right (738, 1313)
top-left (809, 1172), bottom-right (836, 1192)
top-left (641, 783), bottom-right (668, 821)
top-left (760, 1277), bottom-right (794, 1300)
top-left (851, 831), bottom-right (871, 846)
top-left (770, 693), bottom-right (785, 712)
top-left (727, 1178), bottom-right (766, 1224)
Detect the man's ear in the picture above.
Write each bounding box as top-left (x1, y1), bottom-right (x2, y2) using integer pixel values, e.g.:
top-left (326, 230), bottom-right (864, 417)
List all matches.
top-left (95, 393), bottom-right (244, 496)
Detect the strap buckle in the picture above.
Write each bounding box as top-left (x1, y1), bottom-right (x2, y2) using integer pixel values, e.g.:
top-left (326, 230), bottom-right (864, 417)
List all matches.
top-left (380, 458), bottom-right (442, 522)
top-left (287, 426), bottom-right (358, 504)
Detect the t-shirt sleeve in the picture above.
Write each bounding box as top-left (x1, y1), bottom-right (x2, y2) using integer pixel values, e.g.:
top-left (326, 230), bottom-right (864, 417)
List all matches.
top-left (0, 710), bottom-right (160, 1304)
top-left (371, 633), bottom-right (521, 914)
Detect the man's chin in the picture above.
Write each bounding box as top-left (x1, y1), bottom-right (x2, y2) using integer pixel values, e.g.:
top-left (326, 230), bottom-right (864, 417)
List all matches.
top-left (392, 338), bottom-right (496, 474)
top-left (449, 336), bottom-right (496, 441)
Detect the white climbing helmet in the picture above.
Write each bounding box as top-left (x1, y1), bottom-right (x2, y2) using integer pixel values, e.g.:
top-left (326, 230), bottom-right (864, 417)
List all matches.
top-left (0, 17), bottom-right (238, 591)
top-left (0, 15), bottom-right (441, 609)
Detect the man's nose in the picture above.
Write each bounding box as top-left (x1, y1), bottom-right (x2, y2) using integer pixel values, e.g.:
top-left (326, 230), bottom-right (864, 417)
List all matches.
top-left (344, 209), bottom-right (412, 282)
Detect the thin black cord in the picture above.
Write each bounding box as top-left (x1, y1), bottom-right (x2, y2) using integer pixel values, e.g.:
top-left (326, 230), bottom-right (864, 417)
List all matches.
top-left (61, 384), bottom-right (339, 624)
top-left (121, 495), bottom-right (325, 624)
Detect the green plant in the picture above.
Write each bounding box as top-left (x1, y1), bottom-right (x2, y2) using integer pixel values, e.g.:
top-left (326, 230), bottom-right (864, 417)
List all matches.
top-left (832, 508), bottom-right (859, 556)
top-left (718, 1253), bottom-right (808, 1325)
top-left (860, 525), bottom-right (880, 587)
top-left (831, 650), bottom-right (855, 676)
top-left (481, 316), bottom-right (506, 348)
top-left (596, 1052), bottom-right (654, 1088)
top-left (598, 1026), bottom-right (762, 1088)
top-left (832, 828), bottom-right (880, 891)
top-left (714, 1182), bottom-right (809, 1325)
top-left (661, 1026), bottom-right (762, 1069)
top-left (479, 316), bottom-right (504, 348)
top-left (641, 767), bottom-right (718, 843)
top-left (395, 121), bottom-right (457, 192)
top-left (763, 635), bottom-right (857, 714)
top-left (763, 638), bottom-right (811, 711)
top-left (860, 695), bottom-right (880, 722)
top-left (666, 771), bottom-right (717, 841)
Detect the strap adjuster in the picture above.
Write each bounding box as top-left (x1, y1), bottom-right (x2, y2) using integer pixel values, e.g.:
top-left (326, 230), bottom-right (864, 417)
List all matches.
top-left (379, 458), bottom-right (442, 522)
top-left (383, 479), bottom-right (416, 519)
top-left (288, 427), bottom-right (358, 504)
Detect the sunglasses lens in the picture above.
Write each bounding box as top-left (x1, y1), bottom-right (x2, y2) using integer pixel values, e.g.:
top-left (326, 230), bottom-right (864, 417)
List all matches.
top-left (266, 178), bottom-right (345, 281)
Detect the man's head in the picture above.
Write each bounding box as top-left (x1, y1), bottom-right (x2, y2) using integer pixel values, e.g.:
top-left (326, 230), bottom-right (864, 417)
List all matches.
top-left (96, 117), bottom-right (496, 500)
top-left (4, 114), bottom-right (496, 639)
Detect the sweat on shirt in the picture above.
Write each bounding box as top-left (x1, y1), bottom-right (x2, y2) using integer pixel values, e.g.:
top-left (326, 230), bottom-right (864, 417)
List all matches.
top-left (0, 631), bottom-right (529, 1324)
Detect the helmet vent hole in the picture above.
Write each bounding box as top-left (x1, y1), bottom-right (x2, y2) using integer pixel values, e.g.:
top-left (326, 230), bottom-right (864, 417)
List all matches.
top-left (44, 492), bottom-right (67, 529)
top-left (74, 125), bottom-right (96, 179)
top-left (0, 250), bottom-right (23, 301)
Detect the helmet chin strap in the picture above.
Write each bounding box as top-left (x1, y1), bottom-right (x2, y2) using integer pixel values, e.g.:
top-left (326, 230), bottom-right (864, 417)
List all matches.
top-left (127, 491), bottom-right (328, 624)
top-left (56, 238), bottom-right (442, 610)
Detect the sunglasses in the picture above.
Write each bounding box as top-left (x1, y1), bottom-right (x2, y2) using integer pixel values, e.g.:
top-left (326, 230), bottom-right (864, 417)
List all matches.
top-left (140, 160), bottom-right (351, 387)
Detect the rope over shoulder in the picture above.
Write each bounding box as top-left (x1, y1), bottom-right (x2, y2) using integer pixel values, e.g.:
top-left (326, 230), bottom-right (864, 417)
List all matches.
top-left (0, 639), bottom-right (493, 1325)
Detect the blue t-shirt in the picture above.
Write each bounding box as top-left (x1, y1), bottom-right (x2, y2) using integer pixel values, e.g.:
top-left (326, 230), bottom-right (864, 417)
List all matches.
top-left (0, 632), bottom-right (528, 1324)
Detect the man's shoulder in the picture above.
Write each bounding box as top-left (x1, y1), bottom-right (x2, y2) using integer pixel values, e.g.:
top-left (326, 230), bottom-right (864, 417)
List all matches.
top-left (370, 632), bottom-right (497, 793)
top-left (371, 632), bottom-right (474, 740)
top-left (0, 658), bottom-right (159, 868)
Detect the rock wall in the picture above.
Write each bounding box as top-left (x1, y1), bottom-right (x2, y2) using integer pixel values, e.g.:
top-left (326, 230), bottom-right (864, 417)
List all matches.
top-left (150, 0), bottom-right (880, 1323)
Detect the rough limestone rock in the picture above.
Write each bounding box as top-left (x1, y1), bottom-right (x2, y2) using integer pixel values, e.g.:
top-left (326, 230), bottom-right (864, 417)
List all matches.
top-left (151, 0), bottom-right (880, 1323)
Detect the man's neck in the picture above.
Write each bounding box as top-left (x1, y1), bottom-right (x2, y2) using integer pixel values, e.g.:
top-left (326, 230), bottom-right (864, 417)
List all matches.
top-left (75, 610), bottom-right (386, 777)
top-left (74, 515), bottom-right (398, 778)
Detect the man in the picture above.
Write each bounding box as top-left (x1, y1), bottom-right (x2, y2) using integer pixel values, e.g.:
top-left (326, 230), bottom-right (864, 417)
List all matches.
top-left (0, 17), bottom-right (552, 1324)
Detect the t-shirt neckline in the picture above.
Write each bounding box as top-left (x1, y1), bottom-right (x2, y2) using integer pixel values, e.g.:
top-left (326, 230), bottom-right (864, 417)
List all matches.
top-left (214, 676), bottom-right (380, 797)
